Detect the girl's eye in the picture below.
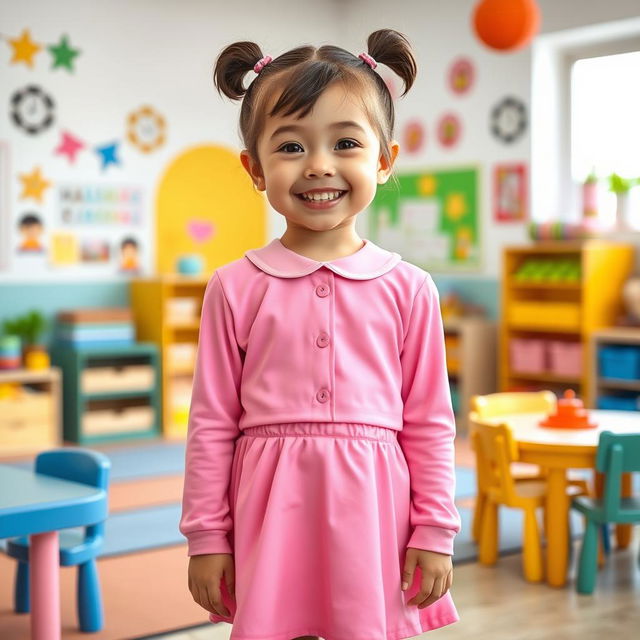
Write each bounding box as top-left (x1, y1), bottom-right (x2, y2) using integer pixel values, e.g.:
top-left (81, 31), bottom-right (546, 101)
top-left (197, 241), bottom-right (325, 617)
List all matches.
top-left (279, 142), bottom-right (303, 153)
top-left (336, 139), bottom-right (359, 150)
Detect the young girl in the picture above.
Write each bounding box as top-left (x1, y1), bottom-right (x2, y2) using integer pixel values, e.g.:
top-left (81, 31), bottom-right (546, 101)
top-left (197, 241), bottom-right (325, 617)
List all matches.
top-left (180, 29), bottom-right (461, 640)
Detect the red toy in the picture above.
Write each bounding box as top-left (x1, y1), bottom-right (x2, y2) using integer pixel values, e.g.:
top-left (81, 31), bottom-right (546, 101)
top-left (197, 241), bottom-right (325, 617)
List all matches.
top-left (539, 389), bottom-right (598, 429)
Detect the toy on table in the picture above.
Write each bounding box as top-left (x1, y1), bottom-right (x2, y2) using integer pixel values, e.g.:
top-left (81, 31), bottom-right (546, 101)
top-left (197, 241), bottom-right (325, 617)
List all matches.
top-left (440, 291), bottom-right (486, 321)
top-left (539, 389), bottom-right (597, 429)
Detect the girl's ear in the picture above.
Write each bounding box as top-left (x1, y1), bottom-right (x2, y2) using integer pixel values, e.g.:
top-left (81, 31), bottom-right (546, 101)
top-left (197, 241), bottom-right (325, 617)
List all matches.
top-left (377, 140), bottom-right (400, 184)
top-left (240, 150), bottom-right (266, 191)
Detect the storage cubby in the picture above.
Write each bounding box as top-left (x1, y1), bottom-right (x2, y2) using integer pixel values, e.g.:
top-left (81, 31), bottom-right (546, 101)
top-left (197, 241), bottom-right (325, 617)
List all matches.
top-left (500, 241), bottom-right (635, 405)
top-left (590, 327), bottom-right (640, 412)
top-left (0, 368), bottom-right (62, 456)
top-left (51, 343), bottom-right (161, 444)
top-left (130, 276), bottom-right (208, 438)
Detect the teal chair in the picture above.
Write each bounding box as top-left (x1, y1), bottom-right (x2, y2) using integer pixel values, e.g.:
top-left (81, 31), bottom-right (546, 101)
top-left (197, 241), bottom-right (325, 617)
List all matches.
top-left (571, 431), bottom-right (640, 594)
top-left (3, 448), bottom-right (111, 631)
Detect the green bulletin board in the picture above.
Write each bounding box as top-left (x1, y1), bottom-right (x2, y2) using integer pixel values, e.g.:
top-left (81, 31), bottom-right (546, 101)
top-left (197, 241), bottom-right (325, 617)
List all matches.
top-left (368, 166), bottom-right (480, 271)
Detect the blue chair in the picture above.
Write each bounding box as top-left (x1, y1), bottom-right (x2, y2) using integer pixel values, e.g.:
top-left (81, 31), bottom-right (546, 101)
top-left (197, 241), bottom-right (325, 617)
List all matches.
top-left (3, 448), bottom-right (110, 632)
top-left (571, 431), bottom-right (640, 594)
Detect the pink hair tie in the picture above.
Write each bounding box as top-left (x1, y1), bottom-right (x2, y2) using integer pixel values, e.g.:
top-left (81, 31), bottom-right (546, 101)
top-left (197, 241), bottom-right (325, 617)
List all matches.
top-left (358, 52), bottom-right (377, 70)
top-left (254, 55), bottom-right (272, 74)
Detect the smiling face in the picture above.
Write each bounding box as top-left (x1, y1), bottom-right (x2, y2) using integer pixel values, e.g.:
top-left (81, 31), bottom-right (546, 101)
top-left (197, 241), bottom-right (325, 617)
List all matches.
top-left (240, 82), bottom-right (399, 235)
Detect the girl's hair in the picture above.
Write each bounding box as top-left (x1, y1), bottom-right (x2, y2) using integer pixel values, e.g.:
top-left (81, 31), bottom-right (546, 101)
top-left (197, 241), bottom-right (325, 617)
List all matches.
top-left (213, 29), bottom-right (417, 186)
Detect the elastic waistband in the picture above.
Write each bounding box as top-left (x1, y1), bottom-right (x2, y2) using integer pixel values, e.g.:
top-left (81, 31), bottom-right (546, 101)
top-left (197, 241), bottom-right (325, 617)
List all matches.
top-left (241, 422), bottom-right (399, 443)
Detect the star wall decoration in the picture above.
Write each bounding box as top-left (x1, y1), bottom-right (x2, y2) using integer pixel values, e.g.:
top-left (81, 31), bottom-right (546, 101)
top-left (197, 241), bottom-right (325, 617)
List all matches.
top-left (48, 34), bottom-right (81, 72)
top-left (8, 29), bottom-right (43, 68)
top-left (55, 130), bottom-right (86, 164)
top-left (95, 142), bottom-right (121, 170)
top-left (19, 166), bottom-right (52, 203)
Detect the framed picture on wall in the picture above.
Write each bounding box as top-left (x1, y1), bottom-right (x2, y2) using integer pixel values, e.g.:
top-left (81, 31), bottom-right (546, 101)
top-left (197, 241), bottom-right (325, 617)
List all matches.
top-left (494, 162), bottom-right (527, 222)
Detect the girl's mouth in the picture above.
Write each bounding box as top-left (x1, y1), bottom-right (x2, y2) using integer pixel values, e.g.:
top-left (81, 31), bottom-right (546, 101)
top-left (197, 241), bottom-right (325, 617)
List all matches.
top-left (295, 191), bottom-right (347, 209)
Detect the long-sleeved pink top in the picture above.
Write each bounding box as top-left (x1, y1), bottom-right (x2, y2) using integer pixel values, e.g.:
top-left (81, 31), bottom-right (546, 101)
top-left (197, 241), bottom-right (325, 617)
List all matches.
top-left (180, 237), bottom-right (461, 557)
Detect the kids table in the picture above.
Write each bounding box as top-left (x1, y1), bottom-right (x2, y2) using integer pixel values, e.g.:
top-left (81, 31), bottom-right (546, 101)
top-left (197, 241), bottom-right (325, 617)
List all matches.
top-left (483, 409), bottom-right (639, 587)
top-left (0, 464), bottom-right (108, 640)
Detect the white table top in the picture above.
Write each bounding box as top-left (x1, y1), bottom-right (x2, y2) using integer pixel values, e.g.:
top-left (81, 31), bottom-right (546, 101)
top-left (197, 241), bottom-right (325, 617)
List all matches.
top-left (484, 410), bottom-right (640, 448)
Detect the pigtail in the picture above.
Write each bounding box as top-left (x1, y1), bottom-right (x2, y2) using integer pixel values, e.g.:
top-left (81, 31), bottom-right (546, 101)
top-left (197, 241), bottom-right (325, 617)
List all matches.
top-left (213, 41), bottom-right (264, 101)
top-left (366, 29), bottom-right (417, 97)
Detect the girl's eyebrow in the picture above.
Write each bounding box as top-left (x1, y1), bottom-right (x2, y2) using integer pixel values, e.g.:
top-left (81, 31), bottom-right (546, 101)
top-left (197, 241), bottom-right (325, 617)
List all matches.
top-left (270, 120), bottom-right (366, 140)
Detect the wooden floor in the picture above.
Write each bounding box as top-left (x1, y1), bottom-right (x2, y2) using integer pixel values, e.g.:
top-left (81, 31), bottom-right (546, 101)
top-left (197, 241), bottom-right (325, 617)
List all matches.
top-left (153, 534), bottom-right (639, 640)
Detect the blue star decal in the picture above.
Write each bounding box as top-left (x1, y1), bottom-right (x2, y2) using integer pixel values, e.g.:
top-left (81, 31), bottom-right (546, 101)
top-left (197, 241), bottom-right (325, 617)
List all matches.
top-left (95, 142), bottom-right (120, 170)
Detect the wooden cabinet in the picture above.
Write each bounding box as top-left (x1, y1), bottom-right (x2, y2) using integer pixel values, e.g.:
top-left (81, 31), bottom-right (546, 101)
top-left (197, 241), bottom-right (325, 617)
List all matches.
top-left (51, 343), bottom-right (161, 444)
top-left (0, 368), bottom-right (62, 456)
top-left (444, 317), bottom-right (497, 433)
top-left (500, 241), bottom-right (635, 406)
top-left (130, 276), bottom-right (208, 438)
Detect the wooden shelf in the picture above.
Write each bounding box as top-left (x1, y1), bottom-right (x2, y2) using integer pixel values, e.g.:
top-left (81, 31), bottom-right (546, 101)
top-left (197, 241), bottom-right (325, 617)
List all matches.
top-left (0, 367), bottom-right (62, 457)
top-left (500, 241), bottom-right (635, 406)
top-left (131, 277), bottom-right (208, 438)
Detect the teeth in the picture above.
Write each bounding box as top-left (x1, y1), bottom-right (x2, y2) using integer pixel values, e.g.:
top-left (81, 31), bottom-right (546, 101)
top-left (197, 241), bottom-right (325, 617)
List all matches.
top-left (300, 191), bottom-right (342, 201)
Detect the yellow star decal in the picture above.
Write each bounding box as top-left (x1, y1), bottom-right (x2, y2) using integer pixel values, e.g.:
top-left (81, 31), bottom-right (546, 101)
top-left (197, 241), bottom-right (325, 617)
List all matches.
top-left (19, 167), bottom-right (52, 203)
top-left (9, 29), bottom-right (42, 68)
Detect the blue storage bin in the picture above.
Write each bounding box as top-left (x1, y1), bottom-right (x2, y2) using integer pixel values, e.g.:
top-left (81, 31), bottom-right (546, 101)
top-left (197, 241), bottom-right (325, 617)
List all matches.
top-left (599, 345), bottom-right (640, 380)
top-left (596, 395), bottom-right (640, 412)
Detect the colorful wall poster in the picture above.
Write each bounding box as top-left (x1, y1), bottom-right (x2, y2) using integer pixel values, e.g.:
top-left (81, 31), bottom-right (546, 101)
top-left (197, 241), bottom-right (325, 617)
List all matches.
top-left (368, 167), bottom-right (480, 271)
top-left (494, 162), bottom-right (527, 222)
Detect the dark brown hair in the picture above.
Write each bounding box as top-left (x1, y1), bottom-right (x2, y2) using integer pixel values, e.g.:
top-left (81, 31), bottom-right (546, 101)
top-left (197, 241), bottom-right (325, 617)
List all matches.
top-left (213, 29), bottom-right (417, 187)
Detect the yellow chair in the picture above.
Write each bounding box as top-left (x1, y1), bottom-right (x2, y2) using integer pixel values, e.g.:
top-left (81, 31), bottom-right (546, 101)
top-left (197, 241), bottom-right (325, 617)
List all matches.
top-left (472, 419), bottom-right (586, 582)
top-left (469, 391), bottom-right (589, 543)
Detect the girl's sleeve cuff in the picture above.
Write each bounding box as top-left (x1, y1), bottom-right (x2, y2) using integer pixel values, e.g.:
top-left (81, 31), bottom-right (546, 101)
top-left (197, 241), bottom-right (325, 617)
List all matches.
top-left (186, 530), bottom-right (233, 556)
top-left (407, 525), bottom-right (456, 555)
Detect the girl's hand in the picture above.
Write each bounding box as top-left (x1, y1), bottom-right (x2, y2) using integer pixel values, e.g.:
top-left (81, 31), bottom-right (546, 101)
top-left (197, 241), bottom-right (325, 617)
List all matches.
top-left (188, 553), bottom-right (235, 617)
top-left (402, 547), bottom-right (453, 609)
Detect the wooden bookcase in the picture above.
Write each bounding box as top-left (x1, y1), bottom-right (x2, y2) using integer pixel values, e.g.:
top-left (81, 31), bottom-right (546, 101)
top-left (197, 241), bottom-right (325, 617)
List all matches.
top-left (51, 343), bottom-right (161, 445)
top-left (0, 368), bottom-right (62, 456)
top-left (130, 276), bottom-right (208, 438)
top-left (500, 241), bottom-right (635, 406)
top-left (590, 327), bottom-right (640, 412)
top-left (444, 317), bottom-right (497, 433)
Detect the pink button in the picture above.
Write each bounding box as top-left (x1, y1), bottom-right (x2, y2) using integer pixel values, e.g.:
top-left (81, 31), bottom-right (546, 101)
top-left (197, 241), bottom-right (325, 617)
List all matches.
top-left (316, 388), bottom-right (330, 403)
top-left (316, 284), bottom-right (330, 297)
top-left (316, 332), bottom-right (330, 348)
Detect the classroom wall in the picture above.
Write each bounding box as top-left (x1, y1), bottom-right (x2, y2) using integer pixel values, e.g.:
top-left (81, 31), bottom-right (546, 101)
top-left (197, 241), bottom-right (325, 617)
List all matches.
top-left (1, 0), bottom-right (638, 331)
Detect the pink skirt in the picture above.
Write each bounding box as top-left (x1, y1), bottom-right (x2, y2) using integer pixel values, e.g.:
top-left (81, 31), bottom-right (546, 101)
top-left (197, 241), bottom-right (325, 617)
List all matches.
top-left (212, 422), bottom-right (459, 640)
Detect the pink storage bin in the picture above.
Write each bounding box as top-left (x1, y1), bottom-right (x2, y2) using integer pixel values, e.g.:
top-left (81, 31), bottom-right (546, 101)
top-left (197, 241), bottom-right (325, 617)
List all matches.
top-left (548, 340), bottom-right (583, 378)
top-left (510, 338), bottom-right (547, 374)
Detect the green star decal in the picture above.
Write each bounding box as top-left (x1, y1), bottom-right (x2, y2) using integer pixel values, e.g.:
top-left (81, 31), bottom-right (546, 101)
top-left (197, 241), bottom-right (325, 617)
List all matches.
top-left (48, 35), bottom-right (80, 72)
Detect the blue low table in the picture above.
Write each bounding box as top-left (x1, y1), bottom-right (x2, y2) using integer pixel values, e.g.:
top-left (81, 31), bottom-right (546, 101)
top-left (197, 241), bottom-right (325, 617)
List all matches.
top-left (0, 464), bottom-right (107, 640)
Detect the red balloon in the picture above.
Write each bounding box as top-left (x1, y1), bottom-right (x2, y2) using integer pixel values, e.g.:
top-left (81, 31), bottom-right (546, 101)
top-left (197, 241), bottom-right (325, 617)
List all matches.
top-left (472, 0), bottom-right (541, 51)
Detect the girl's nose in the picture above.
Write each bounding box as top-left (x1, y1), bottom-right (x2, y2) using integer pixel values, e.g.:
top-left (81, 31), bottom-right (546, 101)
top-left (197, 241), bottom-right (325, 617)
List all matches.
top-left (304, 155), bottom-right (336, 178)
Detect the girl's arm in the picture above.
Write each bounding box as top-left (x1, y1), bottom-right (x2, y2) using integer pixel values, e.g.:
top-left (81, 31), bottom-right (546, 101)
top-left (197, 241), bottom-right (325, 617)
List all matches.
top-left (179, 271), bottom-right (244, 556)
top-left (398, 273), bottom-right (461, 556)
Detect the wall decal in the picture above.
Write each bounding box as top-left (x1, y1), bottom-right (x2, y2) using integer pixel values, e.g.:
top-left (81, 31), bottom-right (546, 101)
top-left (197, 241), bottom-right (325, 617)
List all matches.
top-left (48, 34), bottom-right (80, 72)
top-left (437, 113), bottom-right (462, 148)
top-left (16, 212), bottom-right (44, 252)
top-left (95, 141), bottom-right (121, 170)
top-left (8, 29), bottom-right (42, 68)
top-left (18, 166), bottom-right (51, 203)
top-left (490, 96), bottom-right (527, 143)
top-left (126, 105), bottom-right (167, 153)
top-left (10, 85), bottom-right (55, 135)
top-left (54, 130), bottom-right (85, 164)
top-left (448, 57), bottom-right (475, 95)
top-left (403, 120), bottom-right (426, 155)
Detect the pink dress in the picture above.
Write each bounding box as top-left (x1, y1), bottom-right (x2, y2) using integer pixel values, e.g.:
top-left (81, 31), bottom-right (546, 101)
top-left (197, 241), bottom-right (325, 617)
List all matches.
top-left (180, 238), bottom-right (462, 640)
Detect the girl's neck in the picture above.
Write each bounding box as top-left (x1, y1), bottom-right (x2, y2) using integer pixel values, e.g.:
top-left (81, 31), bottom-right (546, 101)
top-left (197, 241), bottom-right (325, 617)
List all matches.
top-left (279, 229), bottom-right (365, 262)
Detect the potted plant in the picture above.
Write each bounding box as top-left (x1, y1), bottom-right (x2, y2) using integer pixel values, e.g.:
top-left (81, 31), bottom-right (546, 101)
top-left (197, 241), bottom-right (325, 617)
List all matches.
top-left (2, 310), bottom-right (50, 369)
top-left (608, 173), bottom-right (640, 231)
